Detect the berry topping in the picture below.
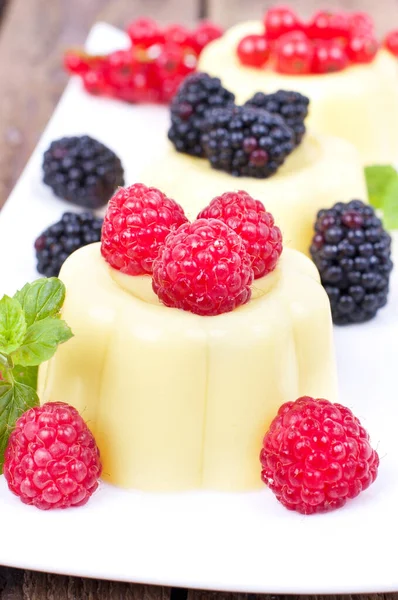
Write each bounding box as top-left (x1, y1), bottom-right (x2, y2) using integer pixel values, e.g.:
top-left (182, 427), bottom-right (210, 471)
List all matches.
top-left (127, 17), bottom-right (165, 48)
top-left (101, 183), bottom-right (188, 276)
top-left (310, 200), bottom-right (393, 325)
top-left (4, 402), bottom-right (102, 510)
top-left (168, 72), bottom-right (235, 157)
top-left (35, 212), bottom-right (103, 277)
top-left (306, 10), bottom-right (350, 41)
top-left (236, 34), bottom-right (270, 68)
top-left (311, 40), bottom-right (349, 74)
top-left (274, 31), bottom-right (314, 75)
top-left (348, 12), bottom-right (375, 37)
top-left (42, 135), bottom-right (124, 209)
top-left (198, 191), bottom-right (282, 279)
top-left (264, 6), bottom-right (302, 41)
top-left (385, 30), bottom-right (398, 57)
top-left (346, 35), bottom-right (379, 64)
top-left (189, 21), bottom-right (224, 55)
top-left (200, 105), bottom-right (295, 178)
top-left (152, 218), bottom-right (254, 316)
top-left (244, 90), bottom-right (309, 145)
top-left (260, 396), bottom-right (379, 514)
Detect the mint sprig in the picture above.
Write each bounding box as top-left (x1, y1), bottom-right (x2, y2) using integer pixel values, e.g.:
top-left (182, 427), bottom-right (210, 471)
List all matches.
top-left (0, 277), bottom-right (72, 472)
top-left (365, 165), bottom-right (398, 230)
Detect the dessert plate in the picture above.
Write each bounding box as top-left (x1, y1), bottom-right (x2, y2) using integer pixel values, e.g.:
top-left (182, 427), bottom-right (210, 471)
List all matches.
top-left (0, 22), bottom-right (397, 594)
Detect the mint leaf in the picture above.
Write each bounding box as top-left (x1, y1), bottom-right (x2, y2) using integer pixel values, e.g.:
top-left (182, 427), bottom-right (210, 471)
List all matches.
top-left (0, 380), bottom-right (39, 472)
top-left (13, 365), bottom-right (38, 389)
top-left (11, 317), bottom-right (73, 367)
top-left (365, 165), bottom-right (397, 209)
top-left (0, 296), bottom-right (27, 355)
top-left (382, 177), bottom-right (398, 231)
top-left (14, 278), bottom-right (66, 328)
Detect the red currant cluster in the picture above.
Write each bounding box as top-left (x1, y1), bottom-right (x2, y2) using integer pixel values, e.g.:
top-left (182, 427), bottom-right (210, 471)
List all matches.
top-left (64, 18), bottom-right (223, 103)
top-left (237, 6), bottom-right (395, 75)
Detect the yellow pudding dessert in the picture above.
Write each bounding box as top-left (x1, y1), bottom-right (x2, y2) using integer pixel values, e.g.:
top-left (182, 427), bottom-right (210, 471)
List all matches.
top-left (198, 21), bottom-right (398, 165)
top-left (38, 242), bottom-right (337, 491)
top-left (140, 133), bottom-right (368, 256)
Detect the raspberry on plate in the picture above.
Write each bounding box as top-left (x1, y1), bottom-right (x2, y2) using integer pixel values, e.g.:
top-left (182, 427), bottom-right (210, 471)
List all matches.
top-left (152, 218), bottom-right (254, 316)
top-left (198, 191), bottom-right (282, 279)
top-left (101, 183), bottom-right (188, 276)
top-left (260, 396), bottom-right (379, 515)
top-left (310, 199), bottom-right (393, 325)
top-left (237, 34), bottom-right (270, 68)
top-left (4, 402), bottom-right (102, 510)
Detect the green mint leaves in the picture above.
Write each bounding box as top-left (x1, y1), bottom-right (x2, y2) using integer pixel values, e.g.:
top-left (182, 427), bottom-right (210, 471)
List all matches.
top-left (0, 277), bottom-right (72, 472)
top-left (365, 165), bottom-right (398, 230)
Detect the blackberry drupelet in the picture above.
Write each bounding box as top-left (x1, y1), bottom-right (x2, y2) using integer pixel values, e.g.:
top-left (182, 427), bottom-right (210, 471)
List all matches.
top-left (42, 135), bottom-right (124, 209)
top-left (35, 212), bottom-right (103, 277)
top-left (244, 90), bottom-right (309, 145)
top-left (310, 200), bottom-right (393, 325)
top-left (200, 105), bottom-right (295, 178)
top-left (168, 72), bottom-right (235, 157)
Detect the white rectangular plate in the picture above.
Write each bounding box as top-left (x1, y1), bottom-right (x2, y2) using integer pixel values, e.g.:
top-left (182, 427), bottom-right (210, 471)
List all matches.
top-left (0, 22), bottom-right (397, 594)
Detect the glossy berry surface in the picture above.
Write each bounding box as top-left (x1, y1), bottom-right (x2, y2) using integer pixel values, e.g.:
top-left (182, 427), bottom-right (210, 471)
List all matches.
top-left (4, 402), bottom-right (102, 510)
top-left (127, 17), bottom-right (165, 48)
top-left (198, 191), bottom-right (282, 279)
top-left (237, 34), bottom-right (270, 68)
top-left (189, 21), bottom-right (224, 55)
top-left (35, 212), bottom-right (103, 277)
top-left (346, 35), bottom-right (379, 64)
top-left (260, 396), bottom-right (379, 514)
top-left (152, 218), bottom-right (254, 316)
top-left (101, 183), bottom-right (188, 276)
top-left (311, 41), bottom-right (348, 73)
top-left (310, 200), bottom-right (393, 325)
top-left (385, 30), bottom-right (398, 56)
top-left (264, 6), bottom-right (302, 41)
top-left (42, 135), bottom-right (124, 209)
top-left (306, 10), bottom-right (350, 41)
top-left (201, 105), bottom-right (295, 178)
top-left (274, 31), bottom-right (314, 75)
top-left (168, 72), bottom-right (235, 157)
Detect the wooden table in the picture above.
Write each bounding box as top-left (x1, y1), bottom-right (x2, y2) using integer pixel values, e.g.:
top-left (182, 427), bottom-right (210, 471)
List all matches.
top-left (0, 0), bottom-right (397, 597)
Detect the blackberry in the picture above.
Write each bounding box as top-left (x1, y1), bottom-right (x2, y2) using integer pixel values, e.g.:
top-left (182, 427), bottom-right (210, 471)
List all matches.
top-left (168, 73), bottom-right (235, 157)
top-left (34, 212), bottom-right (103, 277)
top-left (42, 135), bottom-right (124, 209)
top-left (310, 200), bottom-right (393, 325)
top-left (244, 90), bottom-right (309, 145)
top-left (200, 105), bottom-right (295, 178)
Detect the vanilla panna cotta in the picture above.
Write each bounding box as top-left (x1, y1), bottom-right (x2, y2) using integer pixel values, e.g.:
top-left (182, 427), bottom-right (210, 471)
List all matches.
top-left (198, 21), bottom-right (398, 165)
top-left (38, 242), bottom-right (337, 491)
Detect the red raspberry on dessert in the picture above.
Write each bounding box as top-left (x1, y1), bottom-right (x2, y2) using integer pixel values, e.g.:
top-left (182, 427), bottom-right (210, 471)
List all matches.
top-left (274, 31), bottom-right (314, 74)
top-left (101, 183), bottom-right (188, 275)
top-left (311, 40), bottom-right (348, 74)
top-left (152, 218), bottom-right (254, 316)
top-left (385, 30), bottom-right (398, 57)
top-left (260, 396), bottom-right (379, 514)
top-left (346, 35), bottom-right (379, 64)
top-left (198, 191), bottom-right (282, 279)
top-left (237, 35), bottom-right (270, 68)
top-left (4, 402), bottom-right (102, 510)
top-left (264, 6), bottom-right (302, 41)
top-left (127, 17), bottom-right (165, 48)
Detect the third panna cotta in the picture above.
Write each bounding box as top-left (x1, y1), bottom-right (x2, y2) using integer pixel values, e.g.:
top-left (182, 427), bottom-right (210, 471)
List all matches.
top-left (198, 7), bottom-right (398, 165)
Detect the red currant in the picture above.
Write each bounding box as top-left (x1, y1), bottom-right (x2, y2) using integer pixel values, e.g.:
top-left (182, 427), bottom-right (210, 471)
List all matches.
top-left (348, 12), bottom-right (374, 37)
top-left (306, 10), bottom-right (350, 41)
top-left (346, 35), bottom-right (379, 64)
top-left (264, 6), bottom-right (302, 41)
top-left (164, 24), bottom-right (194, 49)
top-left (64, 51), bottom-right (91, 75)
top-left (237, 34), bottom-right (270, 68)
top-left (385, 30), bottom-right (398, 57)
top-left (274, 31), bottom-right (314, 74)
top-left (190, 21), bottom-right (224, 55)
top-left (311, 41), bottom-right (348, 73)
top-left (127, 17), bottom-right (165, 48)
top-left (83, 70), bottom-right (113, 96)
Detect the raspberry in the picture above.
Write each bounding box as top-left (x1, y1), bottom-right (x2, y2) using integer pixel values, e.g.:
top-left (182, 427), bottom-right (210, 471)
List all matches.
top-left (237, 34), bottom-right (270, 68)
top-left (4, 402), bottom-right (102, 510)
top-left (101, 183), bottom-right (188, 276)
top-left (311, 40), bottom-right (348, 74)
top-left (189, 21), bottom-right (224, 55)
top-left (306, 10), bottom-right (350, 41)
top-left (385, 30), bottom-right (398, 57)
top-left (264, 6), bottom-right (302, 41)
top-left (127, 17), bottom-right (165, 48)
top-left (198, 191), bottom-right (282, 279)
top-left (260, 396), bottom-right (379, 514)
top-left (152, 218), bottom-right (254, 316)
top-left (274, 31), bottom-right (314, 75)
top-left (346, 35), bottom-right (378, 64)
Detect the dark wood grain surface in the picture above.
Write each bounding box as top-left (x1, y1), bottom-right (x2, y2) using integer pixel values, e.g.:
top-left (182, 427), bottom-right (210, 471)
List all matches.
top-left (0, 0), bottom-right (397, 597)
